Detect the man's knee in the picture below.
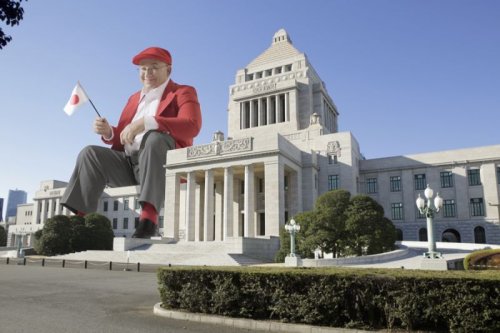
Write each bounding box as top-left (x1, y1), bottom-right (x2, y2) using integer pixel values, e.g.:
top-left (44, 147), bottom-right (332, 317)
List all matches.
top-left (142, 131), bottom-right (175, 151)
top-left (76, 145), bottom-right (105, 164)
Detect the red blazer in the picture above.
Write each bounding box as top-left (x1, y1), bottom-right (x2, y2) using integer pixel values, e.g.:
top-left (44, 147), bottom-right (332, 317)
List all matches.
top-left (103, 80), bottom-right (202, 150)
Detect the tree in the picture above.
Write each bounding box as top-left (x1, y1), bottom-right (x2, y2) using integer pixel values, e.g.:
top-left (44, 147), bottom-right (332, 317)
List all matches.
top-left (344, 195), bottom-right (395, 256)
top-left (313, 189), bottom-right (351, 257)
top-left (36, 215), bottom-right (74, 256)
top-left (83, 213), bottom-right (114, 250)
top-left (0, 225), bottom-right (7, 246)
top-left (35, 213), bottom-right (114, 256)
top-left (0, 0), bottom-right (27, 49)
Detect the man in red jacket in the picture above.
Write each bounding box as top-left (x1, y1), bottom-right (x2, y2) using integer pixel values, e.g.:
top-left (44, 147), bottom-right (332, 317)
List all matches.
top-left (61, 47), bottom-right (202, 238)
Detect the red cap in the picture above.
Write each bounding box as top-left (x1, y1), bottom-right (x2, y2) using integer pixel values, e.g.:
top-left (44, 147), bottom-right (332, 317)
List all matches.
top-left (132, 47), bottom-right (172, 65)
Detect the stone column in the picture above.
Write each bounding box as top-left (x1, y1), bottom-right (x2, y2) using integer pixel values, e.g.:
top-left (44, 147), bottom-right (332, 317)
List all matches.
top-left (215, 181), bottom-right (223, 241)
top-left (185, 171), bottom-right (197, 241)
top-left (196, 182), bottom-right (205, 241)
top-left (265, 158), bottom-right (285, 237)
top-left (204, 169), bottom-right (214, 241)
top-left (234, 179), bottom-right (242, 237)
top-left (47, 199), bottom-right (54, 219)
top-left (266, 96), bottom-right (272, 124)
top-left (55, 198), bottom-right (61, 215)
top-left (40, 199), bottom-right (47, 224)
top-left (244, 164), bottom-right (255, 237)
top-left (223, 167), bottom-right (234, 239)
top-left (33, 200), bottom-right (40, 225)
top-left (275, 95), bottom-right (279, 123)
top-left (285, 92), bottom-right (289, 122)
top-left (165, 172), bottom-right (180, 240)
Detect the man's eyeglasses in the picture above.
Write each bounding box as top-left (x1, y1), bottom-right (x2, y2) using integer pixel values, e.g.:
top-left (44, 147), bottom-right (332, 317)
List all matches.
top-left (138, 65), bottom-right (167, 74)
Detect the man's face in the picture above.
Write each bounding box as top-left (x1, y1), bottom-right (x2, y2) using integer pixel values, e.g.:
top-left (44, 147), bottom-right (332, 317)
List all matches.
top-left (138, 59), bottom-right (171, 91)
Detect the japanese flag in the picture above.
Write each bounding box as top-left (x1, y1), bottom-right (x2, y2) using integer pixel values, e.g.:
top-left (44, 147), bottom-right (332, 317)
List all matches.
top-left (63, 82), bottom-right (89, 116)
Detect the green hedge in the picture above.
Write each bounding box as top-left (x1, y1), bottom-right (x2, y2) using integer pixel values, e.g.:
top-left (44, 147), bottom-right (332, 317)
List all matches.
top-left (157, 267), bottom-right (500, 332)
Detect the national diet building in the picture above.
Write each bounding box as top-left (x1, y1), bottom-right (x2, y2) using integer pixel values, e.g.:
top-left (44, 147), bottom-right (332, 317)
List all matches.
top-left (8, 29), bottom-right (500, 256)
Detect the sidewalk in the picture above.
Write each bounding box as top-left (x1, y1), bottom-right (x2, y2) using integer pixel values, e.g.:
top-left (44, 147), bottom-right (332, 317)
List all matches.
top-left (0, 264), bottom-right (372, 333)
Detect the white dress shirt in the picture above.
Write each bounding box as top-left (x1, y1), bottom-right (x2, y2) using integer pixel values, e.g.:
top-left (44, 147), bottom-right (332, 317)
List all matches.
top-left (124, 79), bottom-right (169, 155)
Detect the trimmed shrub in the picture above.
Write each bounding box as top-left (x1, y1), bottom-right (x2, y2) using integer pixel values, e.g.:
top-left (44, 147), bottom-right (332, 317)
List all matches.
top-left (158, 267), bottom-right (500, 332)
top-left (0, 225), bottom-right (6, 246)
top-left (35, 213), bottom-right (114, 255)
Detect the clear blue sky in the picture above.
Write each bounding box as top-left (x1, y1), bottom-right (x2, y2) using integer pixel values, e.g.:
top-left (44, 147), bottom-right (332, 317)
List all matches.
top-left (1, 0), bottom-right (499, 206)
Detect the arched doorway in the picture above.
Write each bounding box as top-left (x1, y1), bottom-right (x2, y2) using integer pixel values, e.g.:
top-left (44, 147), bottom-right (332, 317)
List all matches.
top-left (442, 229), bottom-right (461, 243)
top-left (474, 226), bottom-right (486, 244)
top-left (418, 228), bottom-right (427, 241)
top-left (396, 229), bottom-right (403, 241)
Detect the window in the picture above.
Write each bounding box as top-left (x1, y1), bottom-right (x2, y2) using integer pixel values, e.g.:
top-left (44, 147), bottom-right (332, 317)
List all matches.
top-left (274, 67), bottom-right (282, 74)
top-left (443, 199), bottom-right (456, 218)
top-left (113, 200), bottom-right (119, 211)
top-left (265, 69), bottom-right (272, 77)
top-left (416, 207), bottom-right (426, 219)
top-left (159, 216), bottom-right (164, 229)
top-left (419, 228), bottom-right (427, 241)
top-left (470, 198), bottom-right (485, 216)
top-left (391, 203), bottom-right (404, 220)
top-left (474, 226), bottom-right (486, 244)
top-left (390, 176), bottom-right (402, 192)
top-left (124, 199), bottom-right (129, 210)
top-left (328, 175), bottom-right (339, 191)
top-left (134, 217), bottom-right (140, 229)
top-left (103, 201), bottom-right (108, 212)
top-left (112, 218), bottom-right (118, 230)
top-left (284, 64), bottom-right (292, 72)
top-left (440, 171), bottom-right (454, 188)
top-left (135, 198), bottom-right (140, 210)
top-left (414, 174), bottom-right (426, 190)
top-left (328, 155), bottom-right (338, 165)
top-left (366, 178), bottom-right (378, 194)
top-left (468, 169), bottom-right (481, 186)
top-left (123, 218), bottom-right (129, 230)
top-left (497, 166), bottom-right (500, 184)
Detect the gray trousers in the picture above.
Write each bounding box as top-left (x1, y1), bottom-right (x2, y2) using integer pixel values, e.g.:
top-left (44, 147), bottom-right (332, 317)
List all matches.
top-left (61, 131), bottom-right (175, 214)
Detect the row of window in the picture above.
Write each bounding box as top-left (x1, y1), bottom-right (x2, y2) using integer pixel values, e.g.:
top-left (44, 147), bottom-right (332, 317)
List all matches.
top-left (111, 216), bottom-right (164, 230)
top-left (366, 169), bottom-right (488, 194)
top-left (103, 198), bottom-right (140, 212)
top-left (245, 64), bottom-right (292, 81)
top-left (390, 198), bottom-right (485, 220)
top-left (398, 226), bottom-right (486, 244)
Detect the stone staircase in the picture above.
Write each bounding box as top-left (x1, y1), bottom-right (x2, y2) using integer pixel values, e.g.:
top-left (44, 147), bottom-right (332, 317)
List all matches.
top-left (52, 240), bottom-right (271, 266)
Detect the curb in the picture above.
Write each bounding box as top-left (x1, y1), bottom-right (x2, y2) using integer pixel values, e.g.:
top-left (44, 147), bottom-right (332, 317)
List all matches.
top-left (153, 303), bottom-right (372, 333)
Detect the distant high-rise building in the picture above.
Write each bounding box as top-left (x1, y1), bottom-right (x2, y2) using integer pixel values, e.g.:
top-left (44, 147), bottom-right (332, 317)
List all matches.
top-left (0, 198), bottom-right (4, 222)
top-left (6, 189), bottom-right (27, 220)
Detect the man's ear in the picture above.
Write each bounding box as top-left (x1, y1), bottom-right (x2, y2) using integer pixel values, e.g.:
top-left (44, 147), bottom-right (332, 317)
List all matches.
top-left (167, 65), bottom-right (172, 76)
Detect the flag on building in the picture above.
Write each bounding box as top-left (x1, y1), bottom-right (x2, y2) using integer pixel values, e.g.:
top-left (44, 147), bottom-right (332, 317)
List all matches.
top-left (63, 82), bottom-right (89, 116)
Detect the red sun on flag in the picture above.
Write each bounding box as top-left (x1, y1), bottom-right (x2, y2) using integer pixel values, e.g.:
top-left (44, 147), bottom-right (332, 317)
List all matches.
top-left (70, 94), bottom-right (80, 105)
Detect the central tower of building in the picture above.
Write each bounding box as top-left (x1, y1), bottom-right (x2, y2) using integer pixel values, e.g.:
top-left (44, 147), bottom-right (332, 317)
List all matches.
top-left (228, 29), bottom-right (339, 139)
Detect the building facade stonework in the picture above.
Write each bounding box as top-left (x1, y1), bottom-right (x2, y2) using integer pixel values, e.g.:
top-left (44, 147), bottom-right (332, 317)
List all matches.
top-left (8, 29), bottom-right (500, 251)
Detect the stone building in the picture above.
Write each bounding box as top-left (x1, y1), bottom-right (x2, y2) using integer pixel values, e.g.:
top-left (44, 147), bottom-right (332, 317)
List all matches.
top-left (8, 29), bottom-right (500, 253)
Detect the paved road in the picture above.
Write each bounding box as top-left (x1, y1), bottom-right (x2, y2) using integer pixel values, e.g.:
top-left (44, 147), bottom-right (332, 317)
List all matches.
top-left (0, 264), bottom-right (271, 333)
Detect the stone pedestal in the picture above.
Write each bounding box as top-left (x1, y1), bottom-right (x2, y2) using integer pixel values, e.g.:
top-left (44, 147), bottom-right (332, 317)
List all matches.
top-left (420, 257), bottom-right (449, 271)
top-left (285, 255), bottom-right (302, 267)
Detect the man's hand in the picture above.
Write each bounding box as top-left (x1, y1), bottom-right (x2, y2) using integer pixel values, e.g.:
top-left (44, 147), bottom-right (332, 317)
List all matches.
top-left (120, 118), bottom-right (145, 145)
top-left (94, 117), bottom-right (112, 139)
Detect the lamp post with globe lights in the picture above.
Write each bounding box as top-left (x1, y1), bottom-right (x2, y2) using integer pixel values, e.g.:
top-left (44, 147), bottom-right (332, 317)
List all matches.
top-left (285, 218), bottom-right (301, 257)
top-left (416, 184), bottom-right (443, 259)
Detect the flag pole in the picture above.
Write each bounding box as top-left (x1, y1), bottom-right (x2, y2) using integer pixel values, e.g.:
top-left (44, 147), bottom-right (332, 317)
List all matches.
top-left (88, 98), bottom-right (102, 118)
top-left (78, 81), bottom-right (102, 118)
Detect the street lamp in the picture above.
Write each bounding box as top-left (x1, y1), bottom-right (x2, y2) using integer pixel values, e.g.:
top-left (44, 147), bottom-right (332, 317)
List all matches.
top-left (285, 218), bottom-right (301, 257)
top-left (416, 184), bottom-right (443, 259)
